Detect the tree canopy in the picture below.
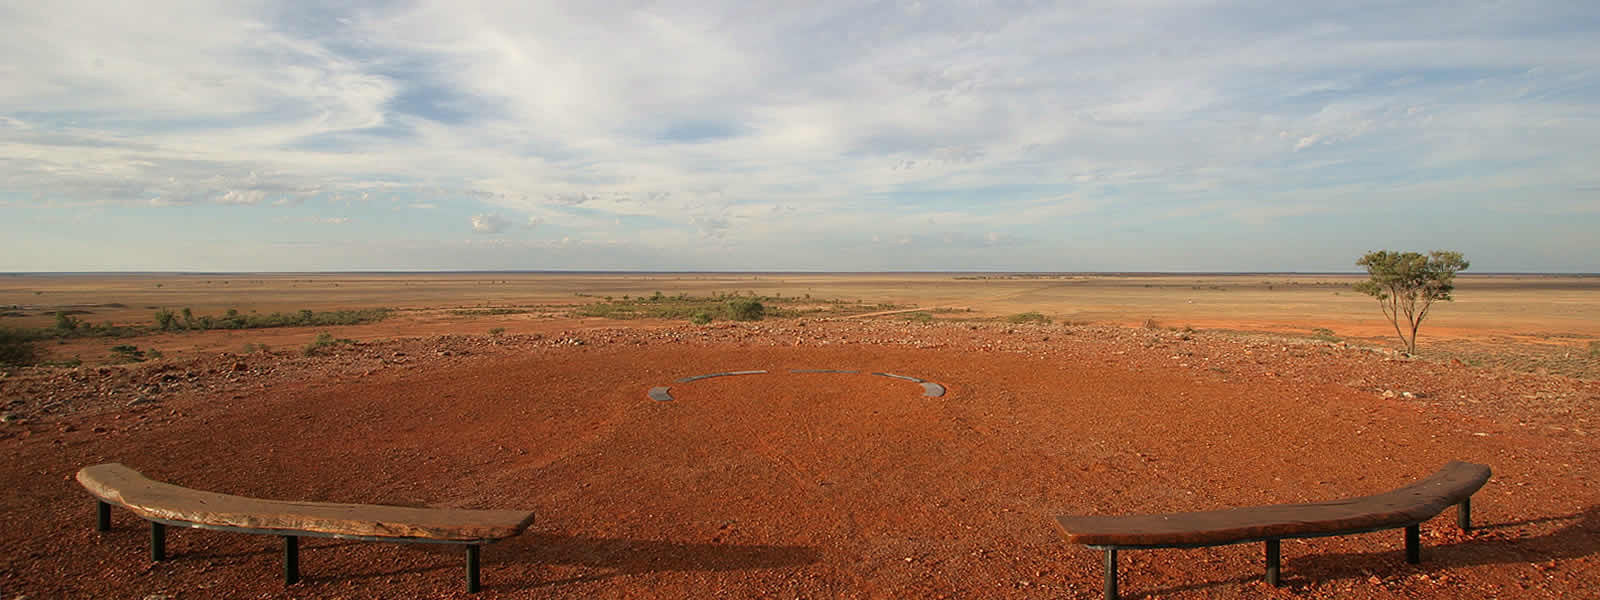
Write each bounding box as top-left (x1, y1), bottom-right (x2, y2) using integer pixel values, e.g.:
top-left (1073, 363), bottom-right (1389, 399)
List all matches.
top-left (1354, 250), bottom-right (1469, 354)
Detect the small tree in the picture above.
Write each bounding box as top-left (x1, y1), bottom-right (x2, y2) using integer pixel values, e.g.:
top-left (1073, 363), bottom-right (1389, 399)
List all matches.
top-left (54, 311), bottom-right (80, 332)
top-left (725, 299), bottom-right (765, 321)
top-left (154, 309), bottom-right (178, 331)
top-left (1354, 250), bottom-right (1469, 354)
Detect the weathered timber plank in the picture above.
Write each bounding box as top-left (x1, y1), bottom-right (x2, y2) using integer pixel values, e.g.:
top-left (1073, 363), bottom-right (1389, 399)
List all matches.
top-left (1055, 461), bottom-right (1490, 547)
top-left (78, 464), bottom-right (535, 542)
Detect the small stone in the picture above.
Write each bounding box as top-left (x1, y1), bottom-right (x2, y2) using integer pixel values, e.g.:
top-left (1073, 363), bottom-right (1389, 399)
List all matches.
top-left (129, 396), bottom-right (158, 407)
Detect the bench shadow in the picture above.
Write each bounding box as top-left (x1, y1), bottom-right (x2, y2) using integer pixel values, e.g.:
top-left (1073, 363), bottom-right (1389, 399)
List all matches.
top-left (173, 539), bottom-right (365, 562)
top-left (493, 533), bottom-right (823, 589)
top-left (1127, 505), bottom-right (1600, 599)
top-left (316, 533), bottom-right (821, 590)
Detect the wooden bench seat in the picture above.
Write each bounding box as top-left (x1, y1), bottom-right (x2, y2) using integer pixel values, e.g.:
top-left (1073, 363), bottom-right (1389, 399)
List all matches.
top-left (1054, 461), bottom-right (1491, 599)
top-left (78, 463), bottom-right (536, 593)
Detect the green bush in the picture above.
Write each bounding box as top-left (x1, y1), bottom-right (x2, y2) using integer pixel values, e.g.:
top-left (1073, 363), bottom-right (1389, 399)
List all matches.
top-left (154, 309), bottom-right (179, 330)
top-left (488, 327), bottom-right (506, 336)
top-left (451, 308), bottom-right (529, 316)
top-left (903, 311), bottom-right (934, 324)
top-left (1312, 327), bottom-right (1341, 342)
top-left (690, 312), bottom-right (713, 325)
top-left (1007, 311), bottom-right (1051, 324)
top-left (0, 328), bottom-right (41, 367)
top-left (302, 332), bottom-right (353, 356)
top-left (162, 307), bottom-right (389, 331)
top-left (55, 312), bottom-right (81, 332)
top-left (725, 299), bottom-right (764, 321)
top-left (110, 344), bottom-right (146, 362)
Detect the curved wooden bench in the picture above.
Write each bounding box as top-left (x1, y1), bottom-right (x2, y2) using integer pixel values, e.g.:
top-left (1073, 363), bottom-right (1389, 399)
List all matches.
top-left (78, 463), bottom-right (535, 593)
top-left (1054, 461), bottom-right (1491, 599)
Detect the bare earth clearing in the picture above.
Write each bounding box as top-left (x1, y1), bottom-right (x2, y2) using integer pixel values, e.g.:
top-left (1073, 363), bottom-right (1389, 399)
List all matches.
top-left (1, 274), bottom-right (1598, 598)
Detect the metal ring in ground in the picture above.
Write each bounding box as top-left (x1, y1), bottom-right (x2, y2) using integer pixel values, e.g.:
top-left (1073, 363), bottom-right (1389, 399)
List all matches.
top-left (648, 369), bottom-right (946, 401)
top-left (675, 370), bottom-right (769, 383)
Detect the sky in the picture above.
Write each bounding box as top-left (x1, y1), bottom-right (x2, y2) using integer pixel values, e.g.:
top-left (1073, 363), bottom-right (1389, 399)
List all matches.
top-left (2, 1), bottom-right (1597, 272)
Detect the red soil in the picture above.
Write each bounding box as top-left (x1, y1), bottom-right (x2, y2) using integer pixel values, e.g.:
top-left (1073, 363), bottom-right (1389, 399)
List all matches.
top-left (2, 321), bottom-right (1597, 599)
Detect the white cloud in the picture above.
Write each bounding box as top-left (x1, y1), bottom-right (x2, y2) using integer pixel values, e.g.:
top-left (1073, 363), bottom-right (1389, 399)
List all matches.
top-left (1, 1), bottom-right (1598, 270)
top-left (470, 213), bottom-right (510, 234)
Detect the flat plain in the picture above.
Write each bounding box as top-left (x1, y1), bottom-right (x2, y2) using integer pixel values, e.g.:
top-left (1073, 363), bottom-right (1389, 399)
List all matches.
top-left (4, 272), bottom-right (1597, 375)
top-left (1, 272), bottom-right (1597, 599)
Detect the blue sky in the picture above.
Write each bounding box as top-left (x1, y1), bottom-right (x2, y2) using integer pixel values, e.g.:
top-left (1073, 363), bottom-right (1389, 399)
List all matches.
top-left (1, 1), bottom-right (1597, 272)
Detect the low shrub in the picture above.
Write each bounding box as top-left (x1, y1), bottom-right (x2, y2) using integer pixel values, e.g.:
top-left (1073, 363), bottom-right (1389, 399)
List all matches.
top-left (451, 308), bottom-right (529, 316)
top-left (55, 312), bottom-right (82, 332)
top-left (1312, 327), bottom-right (1341, 342)
top-left (577, 293), bottom-right (896, 321)
top-left (1007, 311), bottom-right (1051, 324)
top-left (725, 299), bottom-right (765, 321)
top-left (0, 328), bottom-right (41, 367)
top-left (690, 312), bottom-right (713, 325)
top-left (302, 332), bottom-right (355, 356)
top-left (110, 344), bottom-right (146, 362)
top-left (158, 307), bottom-right (389, 331)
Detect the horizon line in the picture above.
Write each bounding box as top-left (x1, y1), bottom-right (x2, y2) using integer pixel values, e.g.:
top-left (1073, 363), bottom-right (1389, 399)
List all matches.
top-left (4, 270), bottom-right (1597, 277)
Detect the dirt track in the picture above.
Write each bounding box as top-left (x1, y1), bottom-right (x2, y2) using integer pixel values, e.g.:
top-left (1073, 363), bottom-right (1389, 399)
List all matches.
top-left (2, 321), bottom-right (1597, 598)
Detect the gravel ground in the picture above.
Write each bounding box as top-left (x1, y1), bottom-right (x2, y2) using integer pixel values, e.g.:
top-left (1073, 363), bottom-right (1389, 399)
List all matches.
top-left (2, 319), bottom-right (1597, 598)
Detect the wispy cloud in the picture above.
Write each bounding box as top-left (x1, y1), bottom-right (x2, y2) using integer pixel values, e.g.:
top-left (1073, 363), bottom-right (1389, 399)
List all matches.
top-left (1, 1), bottom-right (1597, 271)
top-left (470, 213), bottom-right (510, 234)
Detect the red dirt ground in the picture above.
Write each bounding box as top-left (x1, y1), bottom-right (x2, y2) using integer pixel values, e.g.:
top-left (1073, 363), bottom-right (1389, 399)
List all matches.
top-left (2, 321), bottom-right (1597, 599)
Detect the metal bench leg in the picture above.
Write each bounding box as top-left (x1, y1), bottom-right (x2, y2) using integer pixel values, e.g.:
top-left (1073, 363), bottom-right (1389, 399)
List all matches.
top-left (1265, 539), bottom-right (1281, 586)
top-left (96, 501), bottom-right (111, 532)
top-left (1103, 548), bottom-right (1118, 600)
top-left (466, 545), bottom-right (481, 593)
top-left (150, 522), bottom-right (166, 562)
top-left (1404, 524), bottom-right (1420, 564)
top-left (284, 536), bottom-right (300, 585)
top-left (1458, 498), bottom-right (1472, 531)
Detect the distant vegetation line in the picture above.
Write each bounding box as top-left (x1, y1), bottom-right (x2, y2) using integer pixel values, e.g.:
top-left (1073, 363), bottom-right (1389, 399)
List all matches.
top-left (0, 308), bottom-right (390, 367)
top-left (574, 292), bottom-right (899, 323)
